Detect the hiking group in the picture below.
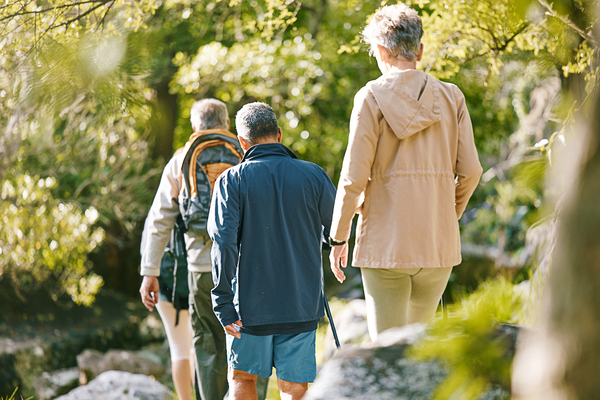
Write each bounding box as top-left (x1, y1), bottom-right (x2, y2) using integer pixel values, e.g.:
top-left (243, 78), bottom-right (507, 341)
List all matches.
top-left (138, 4), bottom-right (482, 400)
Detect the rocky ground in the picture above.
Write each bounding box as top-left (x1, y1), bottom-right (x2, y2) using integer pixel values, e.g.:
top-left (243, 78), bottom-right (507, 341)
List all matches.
top-left (0, 255), bottom-right (511, 400)
top-left (0, 289), bottom-right (165, 398)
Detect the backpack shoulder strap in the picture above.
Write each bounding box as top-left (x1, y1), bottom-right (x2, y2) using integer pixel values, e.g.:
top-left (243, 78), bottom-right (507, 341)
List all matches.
top-left (180, 130), bottom-right (243, 197)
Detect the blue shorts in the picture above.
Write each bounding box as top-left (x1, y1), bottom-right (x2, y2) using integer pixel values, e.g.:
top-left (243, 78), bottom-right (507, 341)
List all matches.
top-left (226, 330), bottom-right (317, 383)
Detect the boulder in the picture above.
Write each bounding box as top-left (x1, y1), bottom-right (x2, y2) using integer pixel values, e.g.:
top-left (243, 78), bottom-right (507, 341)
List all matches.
top-left (323, 299), bottom-right (369, 361)
top-left (77, 349), bottom-right (166, 384)
top-left (0, 292), bottom-right (166, 399)
top-left (34, 368), bottom-right (79, 400)
top-left (306, 323), bottom-right (514, 400)
top-left (307, 342), bottom-right (446, 399)
top-left (136, 341), bottom-right (170, 368)
top-left (308, 323), bottom-right (443, 400)
top-left (55, 370), bottom-right (171, 400)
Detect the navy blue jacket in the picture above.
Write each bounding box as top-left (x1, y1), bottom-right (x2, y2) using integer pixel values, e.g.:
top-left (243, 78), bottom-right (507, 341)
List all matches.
top-left (207, 143), bottom-right (336, 333)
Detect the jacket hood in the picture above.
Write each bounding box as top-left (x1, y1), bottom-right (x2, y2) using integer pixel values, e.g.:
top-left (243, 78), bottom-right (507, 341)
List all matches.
top-left (369, 69), bottom-right (441, 140)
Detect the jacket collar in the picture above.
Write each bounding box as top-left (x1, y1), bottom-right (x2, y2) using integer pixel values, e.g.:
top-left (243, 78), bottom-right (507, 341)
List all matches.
top-left (241, 143), bottom-right (298, 163)
top-left (187, 129), bottom-right (238, 142)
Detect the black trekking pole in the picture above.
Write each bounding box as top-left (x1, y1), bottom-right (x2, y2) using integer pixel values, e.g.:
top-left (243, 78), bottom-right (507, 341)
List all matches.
top-left (323, 294), bottom-right (341, 349)
top-left (440, 292), bottom-right (448, 320)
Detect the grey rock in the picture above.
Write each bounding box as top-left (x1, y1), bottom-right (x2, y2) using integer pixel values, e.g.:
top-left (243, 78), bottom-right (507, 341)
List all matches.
top-left (0, 293), bottom-right (165, 398)
top-left (307, 323), bottom-right (516, 400)
top-left (136, 341), bottom-right (169, 367)
top-left (309, 322), bottom-right (444, 400)
top-left (323, 299), bottom-right (370, 361)
top-left (306, 344), bottom-right (447, 400)
top-left (77, 349), bottom-right (166, 384)
top-left (55, 370), bottom-right (171, 400)
top-left (34, 368), bottom-right (79, 400)
top-left (369, 324), bottom-right (427, 348)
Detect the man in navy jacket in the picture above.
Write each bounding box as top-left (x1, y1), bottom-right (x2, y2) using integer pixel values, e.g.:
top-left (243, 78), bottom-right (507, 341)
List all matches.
top-left (208, 102), bottom-right (335, 400)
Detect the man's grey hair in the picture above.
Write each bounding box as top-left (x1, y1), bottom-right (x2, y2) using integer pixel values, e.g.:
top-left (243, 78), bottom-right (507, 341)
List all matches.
top-left (190, 99), bottom-right (229, 131)
top-left (235, 102), bottom-right (279, 144)
top-left (362, 3), bottom-right (423, 61)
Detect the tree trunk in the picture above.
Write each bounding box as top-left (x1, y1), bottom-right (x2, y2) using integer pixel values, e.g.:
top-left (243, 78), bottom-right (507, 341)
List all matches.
top-left (150, 80), bottom-right (178, 163)
top-left (550, 91), bottom-right (600, 399)
top-left (91, 75), bottom-right (178, 297)
top-left (512, 29), bottom-right (600, 400)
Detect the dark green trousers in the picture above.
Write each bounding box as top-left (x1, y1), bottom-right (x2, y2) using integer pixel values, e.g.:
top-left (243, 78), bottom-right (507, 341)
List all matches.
top-left (188, 271), bottom-right (268, 400)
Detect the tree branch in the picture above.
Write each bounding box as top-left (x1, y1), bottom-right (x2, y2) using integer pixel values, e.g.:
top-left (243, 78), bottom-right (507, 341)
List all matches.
top-left (0, 0), bottom-right (109, 23)
top-left (50, 2), bottom-right (108, 30)
top-left (0, 0), bottom-right (33, 13)
top-left (98, 0), bottom-right (115, 30)
top-left (537, 0), bottom-right (600, 48)
top-left (308, 0), bottom-right (327, 38)
top-left (498, 22), bottom-right (530, 51)
top-left (475, 22), bottom-right (501, 49)
top-left (275, 0), bottom-right (303, 41)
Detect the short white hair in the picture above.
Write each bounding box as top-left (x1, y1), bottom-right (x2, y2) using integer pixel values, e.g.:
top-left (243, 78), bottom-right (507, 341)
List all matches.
top-left (190, 99), bottom-right (229, 131)
top-left (362, 3), bottom-right (423, 61)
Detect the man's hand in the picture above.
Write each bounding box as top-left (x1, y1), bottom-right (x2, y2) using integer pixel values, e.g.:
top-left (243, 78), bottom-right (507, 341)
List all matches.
top-left (225, 320), bottom-right (243, 339)
top-left (139, 276), bottom-right (160, 312)
top-left (329, 242), bottom-right (349, 283)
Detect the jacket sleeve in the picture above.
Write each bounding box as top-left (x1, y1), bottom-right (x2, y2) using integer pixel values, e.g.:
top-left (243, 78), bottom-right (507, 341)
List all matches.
top-left (454, 86), bottom-right (482, 219)
top-left (207, 172), bottom-right (240, 327)
top-left (330, 86), bottom-right (380, 242)
top-left (140, 156), bottom-right (180, 277)
top-left (318, 168), bottom-right (337, 249)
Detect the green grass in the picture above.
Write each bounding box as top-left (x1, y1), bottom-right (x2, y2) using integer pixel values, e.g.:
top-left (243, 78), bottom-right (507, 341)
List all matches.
top-left (1, 389), bottom-right (32, 400)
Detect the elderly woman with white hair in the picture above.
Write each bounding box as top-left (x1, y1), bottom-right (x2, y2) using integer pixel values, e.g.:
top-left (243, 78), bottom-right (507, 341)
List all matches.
top-left (328, 3), bottom-right (482, 340)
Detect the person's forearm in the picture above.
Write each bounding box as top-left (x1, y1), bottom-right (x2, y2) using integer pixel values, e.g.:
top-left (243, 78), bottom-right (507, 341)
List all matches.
top-left (140, 161), bottom-right (180, 276)
top-left (331, 87), bottom-right (379, 241)
top-left (210, 242), bottom-right (240, 327)
top-left (330, 177), bottom-right (364, 241)
top-left (207, 173), bottom-right (241, 327)
top-left (455, 171), bottom-right (481, 219)
top-left (140, 210), bottom-right (178, 276)
top-left (454, 86), bottom-right (482, 219)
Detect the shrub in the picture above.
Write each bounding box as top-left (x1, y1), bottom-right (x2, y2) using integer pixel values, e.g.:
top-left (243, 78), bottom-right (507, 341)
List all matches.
top-left (0, 174), bottom-right (104, 306)
top-left (409, 278), bottom-right (523, 400)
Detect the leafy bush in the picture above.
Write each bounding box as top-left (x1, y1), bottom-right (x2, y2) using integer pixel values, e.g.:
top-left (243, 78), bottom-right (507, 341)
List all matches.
top-left (0, 175), bottom-right (104, 306)
top-left (0, 34), bottom-right (160, 306)
top-left (409, 278), bottom-right (524, 400)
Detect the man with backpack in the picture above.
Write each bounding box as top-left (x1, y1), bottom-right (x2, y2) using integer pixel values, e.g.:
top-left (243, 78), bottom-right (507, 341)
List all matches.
top-left (208, 102), bottom-right (337, 400)
top-left (139, 99), bottom-right (268, 400)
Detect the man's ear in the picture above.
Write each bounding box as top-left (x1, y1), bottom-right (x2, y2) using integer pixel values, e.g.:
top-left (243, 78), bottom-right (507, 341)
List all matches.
top-left (277, 127), bottom-right (282, 143)
top-left (238, 136), bottom-right (251, 152)
top-left (417, 43), bottom-right (424, 62)
top-left (226, 119), bottom-right (230, 130)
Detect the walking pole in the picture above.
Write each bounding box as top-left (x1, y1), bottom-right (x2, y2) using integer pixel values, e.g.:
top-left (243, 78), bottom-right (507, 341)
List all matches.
top-left (323, 294), bottom-right (341, 349)
top-left (440, 293), bottom-right (448, 320)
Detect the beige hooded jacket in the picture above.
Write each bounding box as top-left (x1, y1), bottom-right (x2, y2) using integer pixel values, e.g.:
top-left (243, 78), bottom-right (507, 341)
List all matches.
top-left (330, 69), bottom-right (482, 269)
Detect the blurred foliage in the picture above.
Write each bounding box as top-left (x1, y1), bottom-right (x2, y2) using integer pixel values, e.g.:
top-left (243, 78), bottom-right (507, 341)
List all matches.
top-left (0, 21), bottom-right (160, 302)
top-left (462, 159), bottom-right (547, 252)
top-left (0, 175), bottom-right (104, 305)
top-left (0, 0), bottom-right (597, 305)
top-left (167, 0), bottom-right (384, 177)
top-left (409, 278), bottom-right (523, 400)
top-left (0, 388), bottom-right (31, 400)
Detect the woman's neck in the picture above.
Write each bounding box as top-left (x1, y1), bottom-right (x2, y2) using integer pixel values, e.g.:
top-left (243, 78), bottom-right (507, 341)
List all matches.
top-left (381, 58), bottom-right (417, 73)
